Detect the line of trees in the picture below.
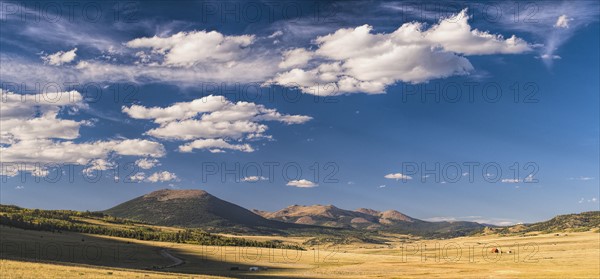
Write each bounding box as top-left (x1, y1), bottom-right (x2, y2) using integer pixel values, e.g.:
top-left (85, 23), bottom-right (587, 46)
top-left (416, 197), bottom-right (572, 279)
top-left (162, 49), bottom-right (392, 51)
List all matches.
top-left (0, 205), bottom-right (304, 250)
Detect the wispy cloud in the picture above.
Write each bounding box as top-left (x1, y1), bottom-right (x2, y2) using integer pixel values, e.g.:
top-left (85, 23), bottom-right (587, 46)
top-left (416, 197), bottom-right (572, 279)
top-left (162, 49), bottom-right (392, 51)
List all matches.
top-left (495, 1), bottom-right (599, 67)
top-left (501, 178), bottom-right (520, 183)
top-left (579, 197), bottom-right (598, 203)
top-left (242, 176), bottom-right (268, 182)
top-left (554, 15), bottom-right (573, 29)
top-left (425, 216), bottom-right (521, 226)
top-left (569, 176), bottom-right (595, 181)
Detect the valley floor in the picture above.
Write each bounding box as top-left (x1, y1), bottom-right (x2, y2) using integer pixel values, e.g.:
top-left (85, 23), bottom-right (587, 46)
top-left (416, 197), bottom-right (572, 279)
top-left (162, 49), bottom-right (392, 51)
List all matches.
top-left (1, 226), bottom-right (598, 278)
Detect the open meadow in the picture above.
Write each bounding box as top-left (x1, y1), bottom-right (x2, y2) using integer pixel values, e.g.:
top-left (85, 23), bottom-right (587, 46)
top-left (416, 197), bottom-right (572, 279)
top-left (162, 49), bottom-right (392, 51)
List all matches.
top-left (1, 225), bottom-right (598, 278)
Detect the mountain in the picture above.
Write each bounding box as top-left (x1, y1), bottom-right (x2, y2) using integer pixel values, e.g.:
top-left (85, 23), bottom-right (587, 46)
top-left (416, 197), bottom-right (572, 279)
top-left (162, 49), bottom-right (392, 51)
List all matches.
top-left (254, 205), bottom-right (484, 237)
top-left (103, 189), bottom-right (309, 234)
top-left (104, 189), bottom-right (484, 237)
top-left (253, 205), bottom-right (415, 230)
top-left (359, 208), bottom-right (415, 224)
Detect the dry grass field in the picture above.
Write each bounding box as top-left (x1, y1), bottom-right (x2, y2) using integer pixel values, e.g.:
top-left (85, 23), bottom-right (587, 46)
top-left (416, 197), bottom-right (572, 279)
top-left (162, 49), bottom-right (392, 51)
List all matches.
top-left (0, 259), bottom-right (225, 279)
top-left (1, 225), bottom-right (598, 278)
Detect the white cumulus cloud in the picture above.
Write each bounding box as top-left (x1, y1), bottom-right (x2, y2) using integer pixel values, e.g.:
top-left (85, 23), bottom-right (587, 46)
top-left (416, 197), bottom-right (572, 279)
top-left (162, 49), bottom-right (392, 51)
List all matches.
top-left (269, 9), bottom-right (531, 95)
top-left (122, 95), bottom-right (311, 153)
top-left (135, 158), bottom-right (160, 169)
top-left (0, 90), bottom-right (89, 145)
top-left (129, 172), bottom-right (146, 182)
top-left (126, 31), bottom-right (254, 67)
top-left (385, 173), bottom-right (413, 180)
top-left (0, 90), bottom-right (165, 178)
top-left (279, 48), bottom-right (314, 69)
top-left (82, 159), bottom-right (116, 176)
top-left (146, 171), bottom-right (179, 183)
top-left (42, 48), bottom-right (77, 66)
top-left (286, 179), bottom-right (318, 188)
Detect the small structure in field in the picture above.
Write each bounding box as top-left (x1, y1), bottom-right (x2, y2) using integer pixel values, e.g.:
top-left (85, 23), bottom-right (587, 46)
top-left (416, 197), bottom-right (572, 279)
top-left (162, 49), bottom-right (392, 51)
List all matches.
top-left (490, 248), bottom-right (501, 253)
top-left (249, 267), bottom-right (259, 271)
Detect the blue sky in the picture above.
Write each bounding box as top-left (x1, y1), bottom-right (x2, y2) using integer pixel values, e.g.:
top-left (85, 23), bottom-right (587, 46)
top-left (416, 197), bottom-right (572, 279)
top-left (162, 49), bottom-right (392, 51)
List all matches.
top-left (1, 0), bottom-right (598, 225)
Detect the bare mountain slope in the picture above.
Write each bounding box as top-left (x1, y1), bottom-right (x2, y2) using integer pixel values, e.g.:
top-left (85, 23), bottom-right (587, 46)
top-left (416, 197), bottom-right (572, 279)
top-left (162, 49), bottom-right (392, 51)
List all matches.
top-left (253, 205), bottom-right (414, 229)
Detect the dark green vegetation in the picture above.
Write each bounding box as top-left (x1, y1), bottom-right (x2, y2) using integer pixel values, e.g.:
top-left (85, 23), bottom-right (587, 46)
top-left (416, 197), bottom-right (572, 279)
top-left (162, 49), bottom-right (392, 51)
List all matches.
top-left (0, 204), bottom-right (304, 250)
top-left (382, 219), bottom-right (485, 238)
top-left (492, 211), bottom-right (600, 235)
top-left (303, 234), bottom-right (388, 246)
top-left (523, 211), bottom-right (600, 232)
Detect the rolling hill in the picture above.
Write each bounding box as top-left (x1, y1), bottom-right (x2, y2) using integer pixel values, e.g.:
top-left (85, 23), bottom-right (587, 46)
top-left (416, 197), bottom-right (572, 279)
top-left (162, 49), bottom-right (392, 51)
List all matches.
top-left (523, 211), bottom-right (600, 231)
top-left (492, 211), bottom-right (600, 234)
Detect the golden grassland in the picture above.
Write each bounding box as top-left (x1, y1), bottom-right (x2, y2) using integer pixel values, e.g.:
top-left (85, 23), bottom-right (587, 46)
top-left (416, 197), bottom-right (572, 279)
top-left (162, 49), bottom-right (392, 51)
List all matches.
top-left (1, 225), bottom-right (598, 278)
top-left (0, 259), bottom-right (228, 279)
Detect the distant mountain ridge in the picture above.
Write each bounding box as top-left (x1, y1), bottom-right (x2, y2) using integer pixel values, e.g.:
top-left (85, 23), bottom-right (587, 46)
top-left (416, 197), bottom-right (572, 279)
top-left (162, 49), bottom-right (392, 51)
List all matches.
top-left (253, 204), bottom-right (485, 237)
top-left (253, 205), bottom-right (415, 229)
